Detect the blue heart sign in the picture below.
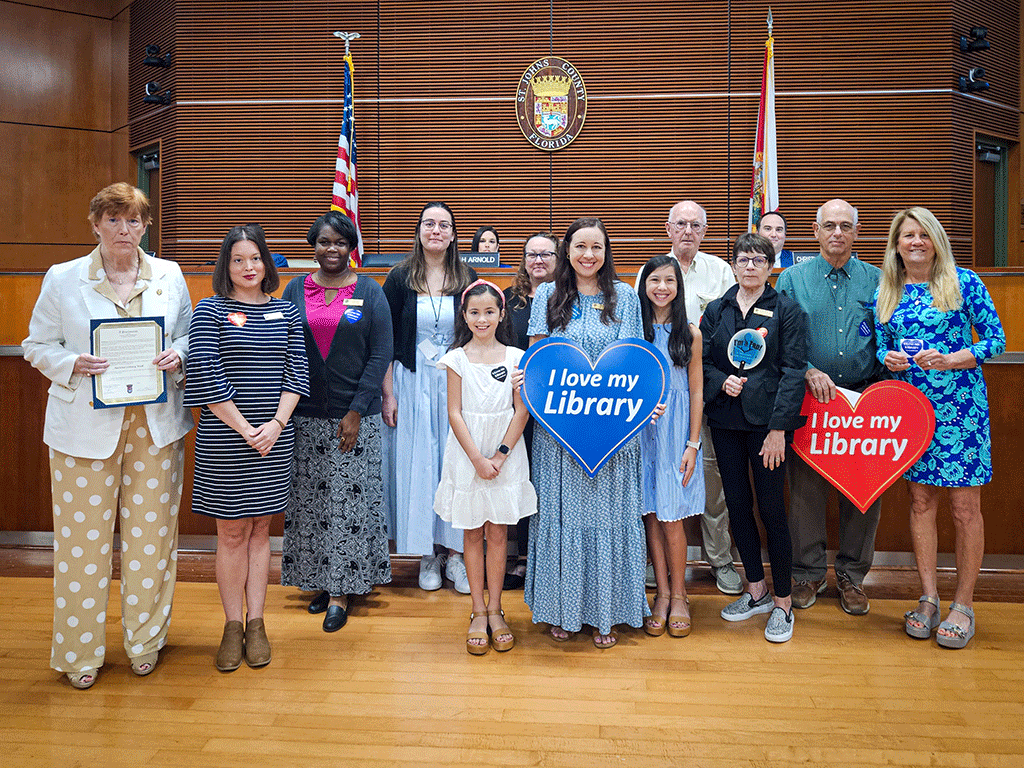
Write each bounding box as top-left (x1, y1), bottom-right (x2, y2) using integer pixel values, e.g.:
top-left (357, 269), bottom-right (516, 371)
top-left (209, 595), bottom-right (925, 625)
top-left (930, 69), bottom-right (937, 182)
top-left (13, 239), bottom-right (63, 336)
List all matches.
top-left (520, 337), bottom-right (670, 477)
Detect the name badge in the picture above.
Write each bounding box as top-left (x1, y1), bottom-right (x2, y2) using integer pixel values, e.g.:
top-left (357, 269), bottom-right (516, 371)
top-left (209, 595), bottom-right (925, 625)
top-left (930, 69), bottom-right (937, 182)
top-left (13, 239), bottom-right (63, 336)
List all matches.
top-left (592, 303), bottom-right (604, 311)
top-left (264, 311), bottom-right (284, 320)
top-left (343, 298), bottom-right (363, 307)
top-left (753, 307), bottom-right (773, 317)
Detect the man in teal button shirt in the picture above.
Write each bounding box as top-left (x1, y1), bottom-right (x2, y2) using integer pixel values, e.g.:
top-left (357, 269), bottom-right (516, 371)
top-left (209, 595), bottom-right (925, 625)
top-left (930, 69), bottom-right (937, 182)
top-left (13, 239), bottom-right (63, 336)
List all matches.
top-left (775, 199), bottom-right (884, 616)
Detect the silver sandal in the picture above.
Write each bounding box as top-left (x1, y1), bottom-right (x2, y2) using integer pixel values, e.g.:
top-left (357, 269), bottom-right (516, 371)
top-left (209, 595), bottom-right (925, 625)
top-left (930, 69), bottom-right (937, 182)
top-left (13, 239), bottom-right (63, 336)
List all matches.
top-left (936, 602), bottom-right (975, 649)
top-left (904, 595), bottom-right (940, 639)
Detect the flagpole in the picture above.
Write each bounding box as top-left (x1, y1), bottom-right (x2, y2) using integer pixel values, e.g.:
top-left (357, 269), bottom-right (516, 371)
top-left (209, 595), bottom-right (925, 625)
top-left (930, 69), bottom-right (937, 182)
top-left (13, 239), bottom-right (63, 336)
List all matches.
top-left (331, 31), bottom-right (365, 267)
top-left (332, 30), bottom-right (361, 56)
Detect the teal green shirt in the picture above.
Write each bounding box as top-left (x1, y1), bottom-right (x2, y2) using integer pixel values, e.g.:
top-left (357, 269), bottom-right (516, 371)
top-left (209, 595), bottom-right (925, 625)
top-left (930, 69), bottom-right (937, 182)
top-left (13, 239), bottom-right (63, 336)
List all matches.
top-left (775, 254), bottom-right (882, 387)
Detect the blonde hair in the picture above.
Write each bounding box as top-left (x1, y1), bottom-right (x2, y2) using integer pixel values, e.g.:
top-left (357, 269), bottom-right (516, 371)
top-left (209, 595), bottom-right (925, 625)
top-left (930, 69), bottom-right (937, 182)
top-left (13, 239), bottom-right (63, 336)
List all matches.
top-left (876, 207), bottom-right (962, 323)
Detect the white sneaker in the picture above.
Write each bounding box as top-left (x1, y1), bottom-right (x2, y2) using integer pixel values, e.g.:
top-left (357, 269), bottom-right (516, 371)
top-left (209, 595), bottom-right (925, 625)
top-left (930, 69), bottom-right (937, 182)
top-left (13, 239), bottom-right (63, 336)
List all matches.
top-left (446, 552), bottom-right (471, 594)
top-left (418, 554), bottom-right (445, 591)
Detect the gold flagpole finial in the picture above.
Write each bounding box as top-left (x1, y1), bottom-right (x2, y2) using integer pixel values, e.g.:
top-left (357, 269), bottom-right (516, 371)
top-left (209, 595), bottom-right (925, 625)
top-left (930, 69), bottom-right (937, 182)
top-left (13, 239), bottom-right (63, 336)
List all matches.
top-left (332, 31), bottom-right (361, 57)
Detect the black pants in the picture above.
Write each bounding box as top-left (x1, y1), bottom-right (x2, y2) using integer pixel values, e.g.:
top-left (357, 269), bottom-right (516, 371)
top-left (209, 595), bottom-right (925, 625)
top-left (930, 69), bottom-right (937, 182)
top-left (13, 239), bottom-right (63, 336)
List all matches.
top-left (709, 426), bottom-right (792, 598)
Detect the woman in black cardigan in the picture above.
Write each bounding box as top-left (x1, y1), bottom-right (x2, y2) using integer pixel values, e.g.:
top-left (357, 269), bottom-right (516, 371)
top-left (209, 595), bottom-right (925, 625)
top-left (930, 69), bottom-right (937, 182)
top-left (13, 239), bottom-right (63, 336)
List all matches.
top-left (381, 202), bottom-right (477, 592)
top-left (281, 211), bottom-right (394, 632)
top-left (700, 232), bottom-right (808, 643)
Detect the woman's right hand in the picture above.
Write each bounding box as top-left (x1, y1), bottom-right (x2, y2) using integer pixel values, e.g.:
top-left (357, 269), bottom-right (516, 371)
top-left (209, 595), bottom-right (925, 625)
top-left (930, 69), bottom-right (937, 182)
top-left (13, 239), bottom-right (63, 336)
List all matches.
top-left (884, 350), bottom-right (911, 372)
top-left (722, 374), bottom-right (747, 397)
top-left (73, 353), bottom-right (109, 377)
top-left (382, 393), bottom-right (398, 428)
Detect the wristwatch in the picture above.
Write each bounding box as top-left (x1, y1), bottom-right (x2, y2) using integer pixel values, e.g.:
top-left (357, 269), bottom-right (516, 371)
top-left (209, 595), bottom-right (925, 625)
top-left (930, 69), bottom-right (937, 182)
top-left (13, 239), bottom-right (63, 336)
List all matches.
top-left (686, 440), bottom-right (702, 451)
top-left (497, 443), bottom-right (511, 455)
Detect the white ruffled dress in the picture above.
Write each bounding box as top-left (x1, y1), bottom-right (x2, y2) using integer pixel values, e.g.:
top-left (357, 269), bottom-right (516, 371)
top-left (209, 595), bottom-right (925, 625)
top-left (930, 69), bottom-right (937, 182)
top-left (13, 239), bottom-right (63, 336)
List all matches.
top-left (433, 346), bottom-right (537, 528)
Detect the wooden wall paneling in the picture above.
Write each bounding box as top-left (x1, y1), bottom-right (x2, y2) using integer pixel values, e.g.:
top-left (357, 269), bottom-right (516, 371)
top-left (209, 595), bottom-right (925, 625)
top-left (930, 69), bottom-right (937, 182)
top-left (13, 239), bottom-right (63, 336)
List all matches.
top-left (0, 124), bottom-right (129, 270)
top-left (0, 2), bottom-right (115, 129)
top-left (0, 357), bottom-right (52, 534)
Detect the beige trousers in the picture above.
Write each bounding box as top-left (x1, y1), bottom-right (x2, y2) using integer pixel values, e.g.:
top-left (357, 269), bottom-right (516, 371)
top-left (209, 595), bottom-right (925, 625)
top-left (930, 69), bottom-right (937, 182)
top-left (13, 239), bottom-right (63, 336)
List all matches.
top-left (49, 407), bottom-right (184, 674)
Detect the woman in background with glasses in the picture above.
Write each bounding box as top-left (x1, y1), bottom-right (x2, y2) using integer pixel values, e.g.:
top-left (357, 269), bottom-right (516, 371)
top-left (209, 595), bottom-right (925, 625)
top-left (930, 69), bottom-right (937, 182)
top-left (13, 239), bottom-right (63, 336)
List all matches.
top-left (501, 232), bottom-right (558, 588)
top-left (382, 203), bottom-right (478, 592)
top-left (700, 232), bottom-right (808, 643)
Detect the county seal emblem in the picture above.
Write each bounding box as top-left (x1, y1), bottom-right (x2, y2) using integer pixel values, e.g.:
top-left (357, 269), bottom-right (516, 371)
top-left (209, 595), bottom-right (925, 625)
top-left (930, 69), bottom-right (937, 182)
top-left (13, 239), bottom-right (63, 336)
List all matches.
top-left (515, 56), bottom-right (587, 151)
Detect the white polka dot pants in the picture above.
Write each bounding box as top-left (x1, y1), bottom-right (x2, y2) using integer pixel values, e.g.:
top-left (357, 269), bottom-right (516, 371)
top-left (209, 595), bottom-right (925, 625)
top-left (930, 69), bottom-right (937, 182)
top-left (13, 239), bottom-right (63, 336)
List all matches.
top-left (49, 407), bottom-right (184, 674)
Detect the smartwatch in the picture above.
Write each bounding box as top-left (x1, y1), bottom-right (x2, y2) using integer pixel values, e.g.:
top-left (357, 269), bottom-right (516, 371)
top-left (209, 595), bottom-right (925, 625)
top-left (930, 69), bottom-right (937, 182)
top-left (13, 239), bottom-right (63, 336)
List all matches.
top-left (497, 443), bottom-right (511, 455)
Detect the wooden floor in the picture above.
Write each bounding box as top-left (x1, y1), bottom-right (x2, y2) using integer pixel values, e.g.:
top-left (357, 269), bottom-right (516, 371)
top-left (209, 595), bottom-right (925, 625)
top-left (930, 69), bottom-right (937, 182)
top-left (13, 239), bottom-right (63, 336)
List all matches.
top-left (2, 557), bottom-right (1023, 768)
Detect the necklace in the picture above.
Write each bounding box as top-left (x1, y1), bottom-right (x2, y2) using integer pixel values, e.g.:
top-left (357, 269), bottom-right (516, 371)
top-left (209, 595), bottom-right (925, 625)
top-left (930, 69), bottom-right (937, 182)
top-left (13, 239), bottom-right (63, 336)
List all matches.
top-left (105, 258), bottom-right (140, 287)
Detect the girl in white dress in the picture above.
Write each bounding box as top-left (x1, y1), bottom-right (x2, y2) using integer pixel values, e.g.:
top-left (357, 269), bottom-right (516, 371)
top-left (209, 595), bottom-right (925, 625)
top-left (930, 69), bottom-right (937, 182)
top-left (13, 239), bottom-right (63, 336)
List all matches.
top-left (434, 280), bottom-right (537, 654)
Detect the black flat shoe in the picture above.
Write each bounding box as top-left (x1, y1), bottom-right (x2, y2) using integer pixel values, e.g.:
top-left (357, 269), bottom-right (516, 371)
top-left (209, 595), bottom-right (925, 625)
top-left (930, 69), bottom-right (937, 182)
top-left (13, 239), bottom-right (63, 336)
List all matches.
top-left (323, 604), bottom-right (348, 632)
top-left (308, 591), bottom-right (330, 614)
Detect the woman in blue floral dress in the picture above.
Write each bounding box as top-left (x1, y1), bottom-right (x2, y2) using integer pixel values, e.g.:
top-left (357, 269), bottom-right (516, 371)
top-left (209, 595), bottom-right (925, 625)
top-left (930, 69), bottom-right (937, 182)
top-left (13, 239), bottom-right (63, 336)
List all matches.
top-left (525, 217), bottom-right (649, 648)
top-left (874, 207), bottom-right (1005, 649)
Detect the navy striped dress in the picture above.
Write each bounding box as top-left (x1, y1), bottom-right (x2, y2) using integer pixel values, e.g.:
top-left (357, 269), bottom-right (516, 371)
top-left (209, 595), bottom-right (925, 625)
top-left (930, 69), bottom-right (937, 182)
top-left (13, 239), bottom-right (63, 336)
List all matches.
top-left (184, 295), bottom-right (310, 519)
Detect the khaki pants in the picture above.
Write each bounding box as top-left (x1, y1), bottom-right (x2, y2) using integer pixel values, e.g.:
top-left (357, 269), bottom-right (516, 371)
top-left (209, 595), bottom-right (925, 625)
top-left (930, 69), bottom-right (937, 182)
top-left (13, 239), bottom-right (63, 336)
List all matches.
top-left (49, 407), bottom-right (184, 674)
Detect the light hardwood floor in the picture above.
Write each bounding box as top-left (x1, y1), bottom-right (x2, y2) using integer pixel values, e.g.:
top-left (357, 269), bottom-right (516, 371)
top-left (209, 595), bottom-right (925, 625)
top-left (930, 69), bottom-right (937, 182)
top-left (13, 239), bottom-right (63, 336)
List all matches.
top-left (2, 575), bottom-right (1023, 768)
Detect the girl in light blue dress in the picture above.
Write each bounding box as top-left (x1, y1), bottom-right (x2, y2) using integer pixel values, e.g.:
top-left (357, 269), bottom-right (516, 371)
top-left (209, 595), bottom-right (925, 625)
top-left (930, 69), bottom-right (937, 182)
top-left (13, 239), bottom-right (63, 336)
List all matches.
top-left (637, 255), bottom-right (705, 638)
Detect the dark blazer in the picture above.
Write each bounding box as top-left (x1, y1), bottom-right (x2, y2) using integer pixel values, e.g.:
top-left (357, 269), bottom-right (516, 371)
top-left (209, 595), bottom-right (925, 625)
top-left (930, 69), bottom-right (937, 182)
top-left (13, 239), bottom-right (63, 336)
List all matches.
top-left (700, 283), bottom-right (809, 432)
top-left (381, 262), bottom-right (478, 372)
top-left (282, 274), bottom-right (393, 419)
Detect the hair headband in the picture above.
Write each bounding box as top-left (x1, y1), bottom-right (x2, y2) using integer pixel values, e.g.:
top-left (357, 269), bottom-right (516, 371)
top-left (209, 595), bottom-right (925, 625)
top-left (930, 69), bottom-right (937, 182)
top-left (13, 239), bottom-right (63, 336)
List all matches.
top-left (461, 279), bottom-right (505, 307)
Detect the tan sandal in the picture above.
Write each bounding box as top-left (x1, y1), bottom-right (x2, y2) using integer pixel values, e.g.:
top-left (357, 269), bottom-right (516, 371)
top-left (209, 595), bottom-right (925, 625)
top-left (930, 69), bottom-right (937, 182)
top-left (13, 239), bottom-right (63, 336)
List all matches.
top-left (67, 670), bottom-right (97, 689)
top-left (592, 630), bottom-right (618, 649)
top-left (488, 610), bottom-right (515, 652)
top-left (131, 651), bottom-right (159, 676)
top-left (467, 612), bottom-right (489, 655)
top-left (667, 594), bottom-right (691, 638)
top-left (644, 593), bottom-right (670, 637)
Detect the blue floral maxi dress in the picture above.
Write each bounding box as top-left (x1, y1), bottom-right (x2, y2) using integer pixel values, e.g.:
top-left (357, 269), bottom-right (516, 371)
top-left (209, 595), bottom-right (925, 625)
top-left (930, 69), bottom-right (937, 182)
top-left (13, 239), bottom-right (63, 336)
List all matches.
top-left (524, 281), bottom-right (650, 635)
top-left (641, 324), bottom-right (705, 520)
top-left (874, 268), bottom-right (1005, 486)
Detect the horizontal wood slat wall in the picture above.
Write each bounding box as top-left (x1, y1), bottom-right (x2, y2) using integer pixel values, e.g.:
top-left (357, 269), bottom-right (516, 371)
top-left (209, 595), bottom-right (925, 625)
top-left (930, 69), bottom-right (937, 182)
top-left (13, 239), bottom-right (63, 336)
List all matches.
top-left (122, 0), bottom-right (1019, 272)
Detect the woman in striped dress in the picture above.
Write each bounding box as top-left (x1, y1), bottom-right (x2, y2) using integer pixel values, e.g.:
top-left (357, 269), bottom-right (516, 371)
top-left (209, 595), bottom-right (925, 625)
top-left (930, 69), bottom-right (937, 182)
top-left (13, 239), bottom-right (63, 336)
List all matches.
top-left (185, 224), bottom-right (309, 671)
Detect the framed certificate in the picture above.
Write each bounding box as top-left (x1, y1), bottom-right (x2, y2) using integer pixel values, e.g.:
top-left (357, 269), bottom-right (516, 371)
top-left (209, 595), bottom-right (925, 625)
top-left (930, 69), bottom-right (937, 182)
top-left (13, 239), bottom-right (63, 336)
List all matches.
top-left (90, 316), bottom-right (168, 408)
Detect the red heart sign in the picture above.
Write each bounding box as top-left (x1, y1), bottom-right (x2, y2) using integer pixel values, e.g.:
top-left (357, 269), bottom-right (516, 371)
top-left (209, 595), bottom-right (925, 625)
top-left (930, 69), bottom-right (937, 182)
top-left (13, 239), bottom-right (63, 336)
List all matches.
top-left (227, 312), bottom-right (247, 327)
top-left (791, 381), bottom-right (935, 512)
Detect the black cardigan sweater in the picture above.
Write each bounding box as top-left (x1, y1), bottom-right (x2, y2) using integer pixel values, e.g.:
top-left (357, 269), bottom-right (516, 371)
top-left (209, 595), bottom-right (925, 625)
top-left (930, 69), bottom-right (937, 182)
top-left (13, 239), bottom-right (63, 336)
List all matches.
top-left (381, 262), bottom-right (477, 372)
top-left (282, 274), bottom-right (393, 419)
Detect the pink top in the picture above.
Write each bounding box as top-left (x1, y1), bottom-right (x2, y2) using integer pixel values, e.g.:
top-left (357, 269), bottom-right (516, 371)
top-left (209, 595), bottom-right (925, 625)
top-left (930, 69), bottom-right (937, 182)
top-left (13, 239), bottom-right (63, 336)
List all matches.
top-left (304, 274), bottom-right (357, 360)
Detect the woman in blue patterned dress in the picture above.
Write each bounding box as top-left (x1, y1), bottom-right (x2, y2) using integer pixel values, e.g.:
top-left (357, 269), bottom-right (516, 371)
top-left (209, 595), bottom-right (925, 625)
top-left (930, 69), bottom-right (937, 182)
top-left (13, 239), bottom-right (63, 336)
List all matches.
top-left (874, 207), bottom-right (1005, 649)
top-left (525, 217), bottom-right (649, 648)
top-left (185, 224), bottom-right (310, 670)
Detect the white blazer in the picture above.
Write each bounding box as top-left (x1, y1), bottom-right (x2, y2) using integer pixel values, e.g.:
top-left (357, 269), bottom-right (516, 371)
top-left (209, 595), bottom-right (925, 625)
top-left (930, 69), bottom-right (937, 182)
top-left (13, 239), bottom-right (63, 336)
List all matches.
top-left (22, 247), bottom-right (195, 459)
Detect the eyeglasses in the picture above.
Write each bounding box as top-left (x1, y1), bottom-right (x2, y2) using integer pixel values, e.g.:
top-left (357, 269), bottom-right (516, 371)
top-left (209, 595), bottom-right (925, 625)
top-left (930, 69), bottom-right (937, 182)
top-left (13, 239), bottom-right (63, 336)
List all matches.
top-left (420, 219), bottom-right (453, 232)
top-left (735, 255), bottom-right (769, 267)
top-left (820, 221), bottom-right (855, 233)
top-left (669, 220), bottom-right (705, 233)
top-left (525, 251), bottom-right (557, 262)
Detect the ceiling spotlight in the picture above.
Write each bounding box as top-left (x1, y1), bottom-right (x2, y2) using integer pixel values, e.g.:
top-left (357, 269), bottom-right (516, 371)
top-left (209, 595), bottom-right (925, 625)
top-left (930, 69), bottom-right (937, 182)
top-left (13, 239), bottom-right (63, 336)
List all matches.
top-left (143, 81), bottom-right (172, 105)
top-left (959, 27), bottom-right (990, 53)
top-left (143, 44), bottom-right (172, 68)
top-left (140, 152), bottom-right (160, 171)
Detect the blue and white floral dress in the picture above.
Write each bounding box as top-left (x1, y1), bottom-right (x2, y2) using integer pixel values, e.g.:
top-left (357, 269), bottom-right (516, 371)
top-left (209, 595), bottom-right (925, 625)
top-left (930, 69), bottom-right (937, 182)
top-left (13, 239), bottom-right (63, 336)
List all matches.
top-left (524, 280), bottom-right (650, 635)
top-left (874, 267), bottom-right (1005, 486)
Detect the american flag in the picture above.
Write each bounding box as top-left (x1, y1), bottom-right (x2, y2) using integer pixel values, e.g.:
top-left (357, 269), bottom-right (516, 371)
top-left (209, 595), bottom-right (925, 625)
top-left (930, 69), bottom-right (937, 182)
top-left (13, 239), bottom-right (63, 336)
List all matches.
top-left (332, 52), bottom-right (364, 267)
top-left (748, 14), bottom-right (778, 231)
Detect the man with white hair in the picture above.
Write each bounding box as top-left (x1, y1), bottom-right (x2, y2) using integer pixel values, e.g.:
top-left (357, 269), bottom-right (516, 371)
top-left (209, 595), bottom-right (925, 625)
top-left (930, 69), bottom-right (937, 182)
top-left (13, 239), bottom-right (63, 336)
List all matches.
top-left (636, 201), bottom-right (740, 594)
top-left (775, 199), bottom-right (884, 615)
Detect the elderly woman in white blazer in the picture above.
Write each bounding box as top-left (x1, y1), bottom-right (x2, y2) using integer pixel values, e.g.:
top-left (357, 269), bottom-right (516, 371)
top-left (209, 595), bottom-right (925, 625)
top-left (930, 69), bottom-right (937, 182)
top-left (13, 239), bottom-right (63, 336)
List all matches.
top-left (23, 183), bottom-right (193, 689)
